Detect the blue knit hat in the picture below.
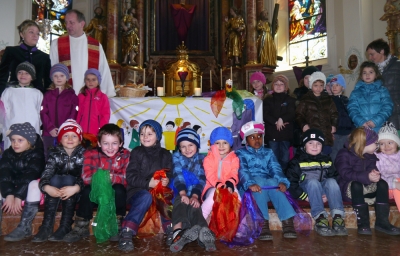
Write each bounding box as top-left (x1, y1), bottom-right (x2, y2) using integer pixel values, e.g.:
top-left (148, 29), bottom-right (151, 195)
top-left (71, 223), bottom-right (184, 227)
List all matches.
top-left (330, 74), bottom-right (346, 89)
top-left (84, 68), bottom-right (102, 85)
top-left (50, 63), bottom-right (70, 81)
top-left (139, 120), bottom-right (163, 141)
top-left (177, 128), bottom-right (200, 149)
top-left (210, 127), bottom-right (234, 147)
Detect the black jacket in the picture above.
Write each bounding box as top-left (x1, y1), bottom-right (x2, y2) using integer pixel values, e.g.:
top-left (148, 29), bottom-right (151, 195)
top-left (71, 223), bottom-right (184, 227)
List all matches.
top-left (331, 95), bottom-right (354, 135)
top-left (381, 56), bottom-right (400, 128)
top-left (0, 134), bottom-right (45, 199)
top-left (39, 145), bottom-right (85, 193)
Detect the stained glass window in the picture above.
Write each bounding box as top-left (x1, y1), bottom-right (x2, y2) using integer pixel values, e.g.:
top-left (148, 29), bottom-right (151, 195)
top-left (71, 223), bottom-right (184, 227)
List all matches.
top-left (288, 0), bottom-right (327, 65)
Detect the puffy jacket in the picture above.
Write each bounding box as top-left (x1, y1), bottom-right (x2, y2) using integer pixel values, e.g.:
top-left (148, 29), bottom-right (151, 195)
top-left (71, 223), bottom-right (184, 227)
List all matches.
top-left (335, 144), bottom-right (378, 202)
top-left (375, 151), bottom-right (400, 190)
top-left (296, 91), bottom-right (338, 146)
top-left (285, 148), bottom-right (337, 200)
top-left (381, 56), bottom-right (400, 129)
top-left (331, 95), bottom-right (354, 135)
top-left (236, 145), bottom-right (290, 191)
top-left (41, 88), bottom-right (78, 136)
top-left (39, 145), bottom-right (85, 192)
top-left (77, 87), bottom-right (110, 135)
top-left (202, 145), bottom-right (239, 198)
top-left (347, 79), bottom-right (393, 133)
top-left (0, 134), bottom-right (45, 199)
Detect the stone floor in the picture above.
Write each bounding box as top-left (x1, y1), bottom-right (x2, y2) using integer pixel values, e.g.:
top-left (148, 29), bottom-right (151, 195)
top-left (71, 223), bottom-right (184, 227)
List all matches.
top-left (1, 229), bottom-right (400, 255)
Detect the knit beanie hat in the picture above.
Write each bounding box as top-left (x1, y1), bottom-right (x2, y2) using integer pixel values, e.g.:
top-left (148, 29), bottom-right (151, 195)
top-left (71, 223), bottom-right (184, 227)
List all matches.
top-left (84, 68), bottom-right (102, 85)
top-left (210, 127), bottom-right (234, 147)
top-left (50, 63), bottom-right (70, 81)
top-left (250, 71), bottom-right (266, 84)
top-left (176, 128), bottom-right (200, 149)
top-left (364, 127), bottom-right (378, 146)
top-left (330, 74), bottom-right (346, 89)
top-left (57, 119), bottom-right (83, 142)
top-left (301, 66), bottom-right (319, 79)
top-left (16, 61), bottom-right (36, 80)
top-left (7, 122), bottom-right (37, 145)
top-left (308, 71), bottom-right (326, 89)
top-left (139, 119), bottom-right (163, 141)
top-left (378, 122), bottom-right (400, 147)
top-left (240, 121), bottom-right (265, 144)
top-left (301, 128), bottom-right (325, 146)
top-left (271, 75), bottom-right (289, 91)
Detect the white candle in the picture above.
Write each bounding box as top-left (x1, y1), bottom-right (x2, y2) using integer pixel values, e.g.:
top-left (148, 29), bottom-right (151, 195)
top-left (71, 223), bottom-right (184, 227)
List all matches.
top-left (220, 68), bottom-right (223, 90)
top-left (133, 71), bottom-right (137, 84)
top-left (210, 70), bottom-right (212, 91)
top-left (163, 73), bottom-right (165, 93)
top-left (194, 88), bottom-right (201, 96)
top-left (143, 68), bottom-right (145, 85)
top-left (154, 69), bottom-right (156, 90)
top-left (339, 59), bottom-right (341, 66)
top-left (157, 87), bottom-right (164, 96)
top-left (230, 67), bottom-right (233, 80)
top-left (200, 75), bottom-right (202, 91)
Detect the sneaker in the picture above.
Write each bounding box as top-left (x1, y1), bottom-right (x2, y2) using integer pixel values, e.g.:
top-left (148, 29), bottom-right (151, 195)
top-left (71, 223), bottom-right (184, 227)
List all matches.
top-left (332, 215), bottom-right (348, 236)
top-left (170, 225), bottom-right (201, 253)
top-left (198, 227), bottom-right (216, 252)
top-left (118, 228), bottom-right (134, 252)
top-left (314, 215), bottom-right (335, 237)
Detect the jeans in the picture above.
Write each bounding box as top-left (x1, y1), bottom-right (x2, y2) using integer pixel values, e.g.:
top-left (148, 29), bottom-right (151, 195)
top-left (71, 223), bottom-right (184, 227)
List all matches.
top-left (122, 189), bottom-right (152, 234)
top-left (268, 141), bottom-right (290, 170)
top-left (50, 175), bottom-right (76, 188)
top-left (300, 178), bottom-right (344, 219)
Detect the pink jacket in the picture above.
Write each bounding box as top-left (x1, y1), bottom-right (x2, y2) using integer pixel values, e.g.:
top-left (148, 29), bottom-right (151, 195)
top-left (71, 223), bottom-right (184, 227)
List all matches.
top-left (202, 145), bottom-right (239, 197)
top-left (375, 151), bottom-right (400, 190)
top-left (77, 87), bottom-right (110, 135)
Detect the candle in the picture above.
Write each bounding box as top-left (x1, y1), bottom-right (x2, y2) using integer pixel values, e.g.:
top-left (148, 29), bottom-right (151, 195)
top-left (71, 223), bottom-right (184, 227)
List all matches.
top-left (163, 73), bottom-right (165, 93)
top-left (339, 59), bottom-right (341, 66)
top-left (194, 88), bottom-right (202, 96)
top-left (143, 68), bottom-right (145, 85)
top-left (230, 67), bottom-right (233, 80)
top-left (210, 70), bottom-right (212, 91)
top-left (220, 68), bottom-right (223, 90)
top-left (154, 69), bottom-right (156, 91)
top-left (200, 75), bottom-right (202, 91)
top-left (157, 87), bottom-right (164, 96)
top-left (133, 71), bottom-right (137, 84)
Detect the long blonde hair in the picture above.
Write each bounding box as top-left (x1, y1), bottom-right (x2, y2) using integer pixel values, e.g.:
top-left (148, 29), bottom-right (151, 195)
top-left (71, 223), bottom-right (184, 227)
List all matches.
top-left (348, 127), bottom-right (367, 158)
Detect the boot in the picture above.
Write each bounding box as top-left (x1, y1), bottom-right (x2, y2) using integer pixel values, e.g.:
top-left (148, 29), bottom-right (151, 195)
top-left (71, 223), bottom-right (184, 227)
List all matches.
top-left (282, 217), bottom-right (297, 238)
top-left (0, 200), bottom-right (2, 236)
top-left (314, 214), bottom-right (335, 236)
top-left (62, 216), bottom-right (90, 243)
top-left (353, 204), bottom-right (372, 235)
top-left (374, 202), bottom-right (400, 235)
top-left (49, 195), bottom-right (77, 241)
top-left (259, 220), bottom-right (273, 240)
top-left (109, 215), bottom-right (123, 242)
top-left (32, 196), bottom-right (60, 242)
top-left (4, 201), bottom-right (39, 242)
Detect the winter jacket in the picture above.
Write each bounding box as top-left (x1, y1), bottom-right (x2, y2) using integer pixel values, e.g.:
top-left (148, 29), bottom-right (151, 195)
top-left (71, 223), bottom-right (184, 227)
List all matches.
top-left (296, 91), bottom-right (338, 146)
top-left (173, 151), bottom-right (206, 198)
top-left (375, 151), bottom-right (400, 190)
top-left (39, 145), bottom-right (85, 192)
top-left (285, 148), bottom-right (337, 200)
top-left (263, 92), bottom-right (296, 142)
top-left (41, 88), bottom-right (78, 136)
top-left (347, 79), bottom-right (393, 133)
top-left (202, 145), bottom-right (239, 198)
top-left (381, 56), bottom-right (400, 129)
top-left (77, 87), bottom-right (110, 135)
top-left (236, 145), bottom-right (290, 191)
top-left (0, 134), bottom-right (45, 200)
top-left (81, 147), bottom-right (130, 187)
top-left (126, 142), bottom-right (172, 201)
top-left (0, 44), bottom-right (51, 94)
top-left (335, 144), bottom-right (378, 202)
top-left (293, 86), bottom-right (309, 103)
top-left (331, 95), bottom-right (354, 135)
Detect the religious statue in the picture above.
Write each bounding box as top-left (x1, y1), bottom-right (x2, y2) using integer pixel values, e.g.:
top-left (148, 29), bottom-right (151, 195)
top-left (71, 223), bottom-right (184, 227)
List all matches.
top-left (257, 10), bottom-right (277, 67)
top-left (84, 7), bottom-right (107, 49)
top-left (224, 8), bottom-right (246, 67)
top-left (380, 0), bottom-right (400, 56)
top-left (121, 7), bottom-right (140, 66)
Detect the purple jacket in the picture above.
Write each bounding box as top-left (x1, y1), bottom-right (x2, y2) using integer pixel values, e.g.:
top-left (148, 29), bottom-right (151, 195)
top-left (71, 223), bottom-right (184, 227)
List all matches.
top-left (334, 143), bottom-right (378, 202)
top-left (40, 88), bottom-right (78, 136)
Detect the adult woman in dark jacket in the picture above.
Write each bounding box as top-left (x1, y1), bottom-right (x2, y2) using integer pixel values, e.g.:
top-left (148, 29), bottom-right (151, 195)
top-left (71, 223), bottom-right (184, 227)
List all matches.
top-left (0, 20), bottom-right (51, 94)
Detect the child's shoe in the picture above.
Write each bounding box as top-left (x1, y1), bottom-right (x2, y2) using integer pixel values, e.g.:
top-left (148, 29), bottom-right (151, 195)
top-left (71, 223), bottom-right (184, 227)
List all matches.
top-left (353, 204), bottom-right (372, 235)
top-left (198, 227), bottom-right (216, 252)
top-left (62, 217), bottom-right (90, 243)
top-left (314, 214), bottom-right (335, 236)
top-left (49, 195), bottom-right (76, 241)
top-left (374, 203), bottom-right (400, 235)
top-left (109, 215), bottom-right (123, 242)
top-left (165, 224), bottom-right (174, 246)
top-left (4, 202), bottom-right (39, 242)
top-left (170, 225), bottom-right (201, 252)
top-left (259, 220), bottom-right (273, 240)
top-left (282, 217), bottom-right (297, 238)
top-left (332, 214), bottom-right (348, 236)
top-left (118, 228), bottom-right (134, 252)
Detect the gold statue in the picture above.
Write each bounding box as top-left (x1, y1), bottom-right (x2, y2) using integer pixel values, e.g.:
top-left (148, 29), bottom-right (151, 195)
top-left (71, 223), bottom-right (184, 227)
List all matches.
top-left (121, 7), bottom-right (140, 66)
top-left (84, 7), bottom-right (107, 48)
top-left (225, 8), bottom-right (246, 66)
top-left (257, 10), bottom-right (277, 67)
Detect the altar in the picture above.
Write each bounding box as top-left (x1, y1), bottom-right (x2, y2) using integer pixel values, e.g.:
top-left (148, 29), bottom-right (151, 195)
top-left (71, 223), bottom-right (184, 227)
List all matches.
top-left (109, 96), bottom-right (262, 153)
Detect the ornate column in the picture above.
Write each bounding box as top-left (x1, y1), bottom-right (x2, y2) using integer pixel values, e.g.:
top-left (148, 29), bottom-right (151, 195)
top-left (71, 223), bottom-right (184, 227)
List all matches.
top-left (220, 0), bottom-right (229, 68)
top-left (106, 0), bottom-right (119, 64)
top-left (246, 0), bottom-right (257, 65)
top-left (136, 0), bottom-right (144, 68)
top-left (99, 0), bottom-right (107, 14)
top-left (256, 0), bottom-right (263, 20)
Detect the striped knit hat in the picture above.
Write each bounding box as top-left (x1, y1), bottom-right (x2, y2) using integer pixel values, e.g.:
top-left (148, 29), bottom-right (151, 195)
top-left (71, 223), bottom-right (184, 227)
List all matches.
top-left (84, 68), bottom-right (102, 85)
top-left (364, 127), bottom-right (378, 146)
top-left (177, 128), bottom-right (200, 149)
top-left (139, 120), bottom-right (163, 141)
top-left (50, 63), bottom-right (70, 81)
top-left (58, 119), bottom-right (83, 142)
top-left (16, 61), bottom-right (36, 80)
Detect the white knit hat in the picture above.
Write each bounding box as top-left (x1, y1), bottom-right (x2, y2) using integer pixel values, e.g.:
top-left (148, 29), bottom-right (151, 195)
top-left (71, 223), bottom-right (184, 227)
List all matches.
top-left (378, 122), bottom-right (400, 147)
top-left (308, 71), bottom-right (326, 89)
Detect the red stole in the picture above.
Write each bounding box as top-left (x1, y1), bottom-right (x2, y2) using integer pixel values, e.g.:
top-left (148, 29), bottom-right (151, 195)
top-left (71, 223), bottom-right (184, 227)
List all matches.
top-left (58, 35), bottom-right (100, 85)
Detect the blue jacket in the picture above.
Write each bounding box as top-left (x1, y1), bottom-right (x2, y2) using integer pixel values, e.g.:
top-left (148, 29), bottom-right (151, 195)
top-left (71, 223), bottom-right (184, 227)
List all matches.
top-left (347, 79), bottom-right (393, 132)
top-left (236, 145), bottom-right (290, 191)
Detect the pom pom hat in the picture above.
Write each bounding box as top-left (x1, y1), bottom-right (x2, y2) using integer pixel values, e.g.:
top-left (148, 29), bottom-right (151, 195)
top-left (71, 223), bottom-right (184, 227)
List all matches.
top-left (240, 121), bottom-right (265, 144)
top-left (57, 119), bottom-right (83, 142)
top-left (378, 122), bottom-right (400, 147)
top-left (308, 71), bottom-right (326, 89)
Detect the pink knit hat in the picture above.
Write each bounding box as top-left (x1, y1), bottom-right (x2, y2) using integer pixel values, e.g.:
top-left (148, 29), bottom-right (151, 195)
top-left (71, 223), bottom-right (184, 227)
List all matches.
top-left (250, 71), bottom-right (266, 84)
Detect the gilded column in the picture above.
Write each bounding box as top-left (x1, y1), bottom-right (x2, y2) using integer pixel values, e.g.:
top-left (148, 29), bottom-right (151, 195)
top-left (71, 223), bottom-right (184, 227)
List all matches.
top-left (246, 0), bottom-right (257, 64)
top-left (221, 0), bottom-right (229, 67)
top-left (256, 0), bottom-right (263, 20)
top-left (99, 0), bottom-right (107, 14)
top-left (136, 0), bottom-right (144, 68)
top-left (106, 0), bottom-right (119, 64)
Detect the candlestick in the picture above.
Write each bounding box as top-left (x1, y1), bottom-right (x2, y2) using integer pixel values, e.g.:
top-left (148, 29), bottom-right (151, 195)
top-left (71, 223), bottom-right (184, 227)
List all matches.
top-left (210, 70), bottom-right (212, 92)
top-left (157, 87), bottom-right (164, 96)
top-left (339, 59), bottom-right (341, 66)
top-left (154, 69), bottom-right (156, 92)
top-left (163, 73), bottom-right (165, 94)
top-left (220, 68), bottom-right (223, 90)
top-left (230, 67), bottom-right (232, 80)
top-left (194, 88), bottom-right (201, 96)
top-left (133, 71), bottom-right (137, 84)
top-left (200, 75), bottom-right (202, 91)
top-left (143, 68), bottom-right (145, 85)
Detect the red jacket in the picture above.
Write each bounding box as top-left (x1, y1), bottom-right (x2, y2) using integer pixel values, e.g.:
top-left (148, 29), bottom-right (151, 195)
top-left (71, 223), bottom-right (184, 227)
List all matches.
top-left (82, 147), bottom-right (130, 187)
top-left (77, 87), bottom-right (110, 135)
top-left (202, 145), bottom-right (239, 197)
